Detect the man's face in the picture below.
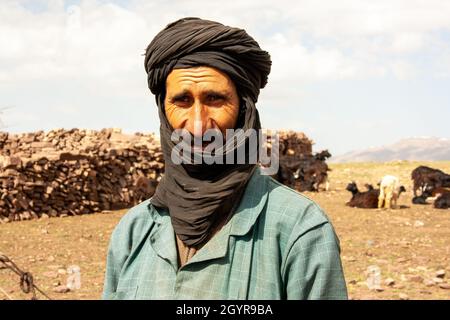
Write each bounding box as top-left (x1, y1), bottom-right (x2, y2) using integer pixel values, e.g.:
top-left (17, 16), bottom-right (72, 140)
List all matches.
top-left (164, 66), bottom-right (240, 139)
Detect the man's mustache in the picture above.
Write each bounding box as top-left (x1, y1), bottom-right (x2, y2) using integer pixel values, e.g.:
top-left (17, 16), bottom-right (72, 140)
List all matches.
top-left (177, 129), bottom-right (227, 149)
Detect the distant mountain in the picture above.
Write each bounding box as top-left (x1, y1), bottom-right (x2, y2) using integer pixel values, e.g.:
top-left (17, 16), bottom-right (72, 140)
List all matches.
top-left (330, 137), bottom-right (450, 163)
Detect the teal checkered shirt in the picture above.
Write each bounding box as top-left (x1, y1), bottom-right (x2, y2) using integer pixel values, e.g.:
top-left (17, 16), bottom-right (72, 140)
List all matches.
top-left (102, 167), bottom-right (348, 299)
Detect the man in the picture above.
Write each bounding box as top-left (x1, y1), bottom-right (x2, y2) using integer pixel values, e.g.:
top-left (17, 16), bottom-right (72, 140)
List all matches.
top-left (102, 17), bottom-right (347, 299)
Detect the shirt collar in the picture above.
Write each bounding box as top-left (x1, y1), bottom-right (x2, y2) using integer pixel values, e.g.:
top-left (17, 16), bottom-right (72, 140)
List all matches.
top-left (147, 166), bottom-right (269, 267)
top-left (149, 166), bottom-right (268, 233)
top-left (228, 166), bottom-right (269, 236)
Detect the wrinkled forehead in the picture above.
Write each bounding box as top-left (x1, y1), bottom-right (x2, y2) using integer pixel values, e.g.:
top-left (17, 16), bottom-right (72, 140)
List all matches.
top-left (165, 66), bottom-right (238, 95)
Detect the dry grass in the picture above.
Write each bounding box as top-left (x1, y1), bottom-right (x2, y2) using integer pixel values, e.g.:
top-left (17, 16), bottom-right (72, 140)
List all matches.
top-left (1, 161), bottom-right (449, 300)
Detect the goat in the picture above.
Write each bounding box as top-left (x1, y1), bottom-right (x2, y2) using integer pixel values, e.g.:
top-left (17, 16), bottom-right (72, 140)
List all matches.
top-left (274, 164), bottom-right (297, 189)
top-left (434, 192), bottom-right (450, 209)
top-left (411, 166), bottom-right (450, 196)
top-left (378, 175), bottom-right (406, 209)
top-left (133, 176), bottom-right (158, 204)
top-left (296, 151), bottom-right (331, 192)
top-left (273, 150), bottom-right (331, 192)
top-left (412, 184), bottom-right (449, 205)
top-left (346, 182), bottom-right (379, 208)
top-left (412, 195), bottom-right (428, 205)
top-left (314, 150), bottom-right (332, 162)
top-left (313, 150), bottom-right (331, 191)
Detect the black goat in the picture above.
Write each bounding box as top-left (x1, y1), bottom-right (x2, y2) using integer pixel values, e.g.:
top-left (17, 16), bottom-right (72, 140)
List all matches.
top-left (314, 150), bottom-right (332, 161)
top-left (434, 192), bottom-right (450, 209)
top-left (296, 151), bottom-right (331, 191)
top-left (411, 166), bottom-right (450, 196)
top-left (274, 164), bottom-right (297, 189)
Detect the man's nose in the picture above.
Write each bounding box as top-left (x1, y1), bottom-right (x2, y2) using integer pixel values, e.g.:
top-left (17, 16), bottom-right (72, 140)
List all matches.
top-left (187, 101), bottom-right (210, 136)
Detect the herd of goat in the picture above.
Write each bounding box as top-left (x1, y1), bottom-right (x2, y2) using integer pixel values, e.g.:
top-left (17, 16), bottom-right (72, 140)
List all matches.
top-left (274, 153), bottom-right (450, 210)
top-left (273, 150), bottom-right (332, 192)
top-left (344, 166), bottom-right (450, 209)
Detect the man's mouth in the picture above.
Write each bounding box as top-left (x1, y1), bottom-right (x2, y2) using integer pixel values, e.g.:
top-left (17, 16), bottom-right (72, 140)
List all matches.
top-left (192, 141), bottom-right (211, 152)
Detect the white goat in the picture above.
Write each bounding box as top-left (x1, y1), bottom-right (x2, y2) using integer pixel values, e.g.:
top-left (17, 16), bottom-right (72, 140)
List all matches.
top-left (378, 175), bottom-right (406, 209)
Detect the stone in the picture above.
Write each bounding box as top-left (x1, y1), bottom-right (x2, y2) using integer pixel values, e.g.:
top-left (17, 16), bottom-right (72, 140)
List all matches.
top-left (366, 240), bottom-right (375, 247)
top-left (365, 265), bottom-right (381, 291)
top-left (433, 277), bottom-right (444, 284)
top-left (53, 285), bottom-right (70, 293)
top-left (1, 129), bottom-right (314, 223)
top-left (409, 275), bottom-right (424, 283)
top-left (416, 266), bottom-right (428, 272)
top-left (438, 283), bottom-right (450, 290)
top-left (413, 220), bottom-right (424, 228)
top-left (57, 268), bottom-right (67, 275)
top-left (424, 279), bottom-right (435, 287)
top-left (399, 293), bottom-right (409, 300)
top-left (419, 290), bottom-right (432, 295)
top-left (43, 271), bottom-right (58, 278)
top-left (66, 265), bottom-right (81, 290)
top-left (0, 156), bottom-right (22, 169)
top-left (344, 256), bottom-right (357, 262)
top-left (384, 278), bottom-right (395, 286)
top-left (436, 270), bottom-right (446, 279)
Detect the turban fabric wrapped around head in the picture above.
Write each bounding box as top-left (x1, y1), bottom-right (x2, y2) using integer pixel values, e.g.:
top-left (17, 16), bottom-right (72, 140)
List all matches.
top-left (145, 17), bottom-right (271, 247)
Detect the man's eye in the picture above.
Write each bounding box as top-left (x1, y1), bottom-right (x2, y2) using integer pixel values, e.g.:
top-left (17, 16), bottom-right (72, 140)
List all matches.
top-left (207, 94), bottom-right (224, 102)
top-left (173, 96), bottom-right (190, 103)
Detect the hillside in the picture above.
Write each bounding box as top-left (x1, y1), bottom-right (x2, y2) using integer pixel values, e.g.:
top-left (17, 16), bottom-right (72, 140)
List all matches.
top-left (331, 137), bottom-right (450, 163)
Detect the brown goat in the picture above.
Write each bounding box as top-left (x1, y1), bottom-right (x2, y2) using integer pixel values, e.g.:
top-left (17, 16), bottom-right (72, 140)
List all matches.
top-left (133, 176), bottom-right (158, 204)
top-left (346, 182), bottom-right (380, 208)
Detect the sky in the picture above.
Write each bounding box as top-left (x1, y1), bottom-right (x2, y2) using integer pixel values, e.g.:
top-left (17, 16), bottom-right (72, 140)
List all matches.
top-left (0, 0), bottom-right (449, 156)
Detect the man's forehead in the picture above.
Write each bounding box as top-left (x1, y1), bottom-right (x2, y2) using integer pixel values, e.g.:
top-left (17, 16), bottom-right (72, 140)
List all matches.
top-left (166, 67), bottom-right (235, 91)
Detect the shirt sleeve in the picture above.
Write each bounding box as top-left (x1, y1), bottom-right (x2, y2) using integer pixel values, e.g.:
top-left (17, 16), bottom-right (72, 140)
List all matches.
top-left (102, 222), bottom-right (130, 299)
top-left (282, 221), bottom-right (348, 300)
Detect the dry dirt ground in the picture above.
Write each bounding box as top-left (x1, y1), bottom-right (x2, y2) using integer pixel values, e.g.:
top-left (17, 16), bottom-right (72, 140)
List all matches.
top-left (1, 161), bottom-right (449, 300)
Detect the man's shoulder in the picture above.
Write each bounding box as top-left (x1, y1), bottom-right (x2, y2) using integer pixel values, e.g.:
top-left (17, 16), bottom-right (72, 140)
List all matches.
top-left (254, 175), bottom-right (342, 261)
top-left (112, 199), bottom-right (156, 240)
top-left (262, 175), bottom-right (331, 236)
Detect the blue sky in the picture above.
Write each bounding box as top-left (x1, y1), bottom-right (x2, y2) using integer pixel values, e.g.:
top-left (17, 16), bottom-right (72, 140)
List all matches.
top-left (1, 0), bottom-right (449, 156)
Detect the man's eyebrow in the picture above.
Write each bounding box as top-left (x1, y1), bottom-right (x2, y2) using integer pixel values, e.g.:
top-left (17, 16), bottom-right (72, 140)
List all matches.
top-left (169, 89), bottom-right (191, 100)
top-left (202, 90), bottom-right (231, 98)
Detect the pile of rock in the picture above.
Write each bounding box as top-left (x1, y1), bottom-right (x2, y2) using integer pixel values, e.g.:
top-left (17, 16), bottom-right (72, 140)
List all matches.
top-left (277, 130), bottom-right (313, 156)
top-left (0, 128), bottom-right (319, 222)
top-left (0, 128), bottom-right (163, 222)
top-left (267, 130), bottom-right (330, 192)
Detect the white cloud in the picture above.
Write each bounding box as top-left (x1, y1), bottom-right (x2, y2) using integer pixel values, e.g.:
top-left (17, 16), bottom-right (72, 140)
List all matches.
top-left (0, 0), bottom-right (449, 146)
top-left (390, 60), bottom-right (417, 80)
top-left (1, 0), bottom-right (448, 92)
top-left (389, 32), bottom-right (425, 54)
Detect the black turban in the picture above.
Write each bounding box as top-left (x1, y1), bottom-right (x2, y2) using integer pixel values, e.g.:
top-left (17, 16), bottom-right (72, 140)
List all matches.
top-left (144, 17), bottom-right (271, 247)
